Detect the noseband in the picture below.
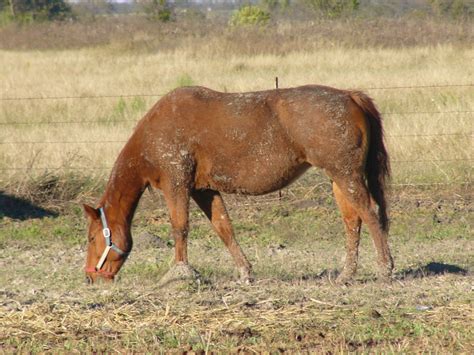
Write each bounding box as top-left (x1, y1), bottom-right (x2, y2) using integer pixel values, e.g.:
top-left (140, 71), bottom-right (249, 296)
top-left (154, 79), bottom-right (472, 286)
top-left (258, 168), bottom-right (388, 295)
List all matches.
top-left (85, 207), bottom-right (129, 277)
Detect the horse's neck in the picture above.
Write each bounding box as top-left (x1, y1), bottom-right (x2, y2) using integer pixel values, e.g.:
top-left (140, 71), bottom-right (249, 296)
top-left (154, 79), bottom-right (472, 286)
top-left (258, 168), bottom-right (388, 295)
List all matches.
top-left (100, 146), bottom-right (146, 227)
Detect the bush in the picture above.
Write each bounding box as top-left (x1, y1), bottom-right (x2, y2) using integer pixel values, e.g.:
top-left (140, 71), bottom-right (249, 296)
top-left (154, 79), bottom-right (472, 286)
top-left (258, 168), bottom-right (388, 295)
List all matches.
top-left (175, 73), bottom-right (194, 88)
top-left (2, 0), bottom-right (73, 23)
top-left (260, 0), bottom-right (290, 13)
top-left (428, 0), bottom-right (473, 19)
top-left (0, 6), bottom-right (14, 26)
top-left (304, 0), bottom-right (359, 18)
top-left (230, 5), bottom-right (271, 26)
top-left (145, 0), bottom-right (173, 22)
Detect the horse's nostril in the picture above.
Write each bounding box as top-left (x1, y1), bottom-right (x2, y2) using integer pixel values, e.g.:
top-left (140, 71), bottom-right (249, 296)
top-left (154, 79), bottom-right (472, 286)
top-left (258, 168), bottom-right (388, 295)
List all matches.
top-left (85, 275), bottom-right (93, 284)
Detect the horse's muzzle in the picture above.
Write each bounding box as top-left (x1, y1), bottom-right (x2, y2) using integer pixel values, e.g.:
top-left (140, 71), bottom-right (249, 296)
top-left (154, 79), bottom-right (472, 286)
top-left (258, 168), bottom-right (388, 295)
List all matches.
top-left (85, 268), bottom-right (115, 284)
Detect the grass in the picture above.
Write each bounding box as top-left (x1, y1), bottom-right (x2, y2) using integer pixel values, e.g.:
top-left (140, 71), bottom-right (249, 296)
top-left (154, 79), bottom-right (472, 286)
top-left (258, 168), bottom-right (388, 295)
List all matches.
top-left (0, 44), bottom-right (472, 188)
top-left (0, 187), bottom-right (473, 352)
top-left (0, 15), bottom-right (472, 51)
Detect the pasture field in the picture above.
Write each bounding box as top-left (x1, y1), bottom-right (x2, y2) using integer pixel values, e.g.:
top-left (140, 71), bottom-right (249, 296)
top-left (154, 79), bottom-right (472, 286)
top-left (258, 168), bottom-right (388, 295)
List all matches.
top-left (1, 17), bottom-right (473, 353)
top-left (0, 185), bottom-right (473, 352)
top-left (1, 43), bottom-right (472, 188)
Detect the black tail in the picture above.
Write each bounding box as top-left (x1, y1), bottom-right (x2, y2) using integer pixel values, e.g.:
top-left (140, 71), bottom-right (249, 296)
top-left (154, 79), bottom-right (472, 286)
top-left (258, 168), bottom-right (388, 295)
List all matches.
top-left (350, 91), bottom-right (391, 232)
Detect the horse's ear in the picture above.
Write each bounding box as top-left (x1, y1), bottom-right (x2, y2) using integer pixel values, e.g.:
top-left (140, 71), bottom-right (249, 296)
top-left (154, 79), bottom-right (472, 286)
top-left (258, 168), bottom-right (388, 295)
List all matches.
top-left (83, 204), bottom-right (100, 220)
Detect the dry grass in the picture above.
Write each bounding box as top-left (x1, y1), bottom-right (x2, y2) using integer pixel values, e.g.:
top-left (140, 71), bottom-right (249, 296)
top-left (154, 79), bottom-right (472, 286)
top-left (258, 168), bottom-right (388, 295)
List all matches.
top-left (0, 16), bottom-right (472, 52)
top-left (1, 43), bottom-right (472, 189)
top-left (0, 189), bottom-right (473, 352)
top-left (1, 277), bottom-right (472, 352)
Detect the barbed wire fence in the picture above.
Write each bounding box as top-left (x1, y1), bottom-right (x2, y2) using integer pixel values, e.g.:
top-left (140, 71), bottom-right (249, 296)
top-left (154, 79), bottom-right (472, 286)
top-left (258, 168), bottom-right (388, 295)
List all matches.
top-left (0, 83), bottom-right (472, 192)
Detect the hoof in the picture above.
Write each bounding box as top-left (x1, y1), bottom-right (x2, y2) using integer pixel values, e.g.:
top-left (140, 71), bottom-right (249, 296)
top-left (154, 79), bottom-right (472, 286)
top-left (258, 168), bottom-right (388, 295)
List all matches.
top-left (377, 272), bottom-right (393, 283)
top-left (158, 262), bottom-right (200, 289)
top-left (378, 258), bottom-right (394, 282)
top-left (238, 267), bottom-right (253, 285)
top-left (335, 272), bottom-right (354, 285)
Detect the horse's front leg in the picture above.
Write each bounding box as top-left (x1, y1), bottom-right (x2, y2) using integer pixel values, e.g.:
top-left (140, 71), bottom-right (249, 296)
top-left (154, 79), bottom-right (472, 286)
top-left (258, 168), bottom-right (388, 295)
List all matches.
top-left (157, 182), bottom-right (202, 286)
top-left (163, 186), bottom-right (191, 264)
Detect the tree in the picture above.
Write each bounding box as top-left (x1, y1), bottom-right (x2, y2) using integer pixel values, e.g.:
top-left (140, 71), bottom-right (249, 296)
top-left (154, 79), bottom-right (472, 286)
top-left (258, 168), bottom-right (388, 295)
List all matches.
top-left (428, 0), bottom-right (473, 19)
top-left (304, 0), bottom-right (360, 18)
top-left (0, 0), bottom-right (16, 17)
top-left (5, 0), bottom-right (72, 21)
top-left (144, 0), bottom-right (173, 22)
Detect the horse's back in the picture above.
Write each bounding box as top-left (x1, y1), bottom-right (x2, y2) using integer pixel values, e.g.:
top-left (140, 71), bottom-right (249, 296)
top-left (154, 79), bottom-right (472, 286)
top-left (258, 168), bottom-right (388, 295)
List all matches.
top-left (142, 85), bottom-right (369, 194)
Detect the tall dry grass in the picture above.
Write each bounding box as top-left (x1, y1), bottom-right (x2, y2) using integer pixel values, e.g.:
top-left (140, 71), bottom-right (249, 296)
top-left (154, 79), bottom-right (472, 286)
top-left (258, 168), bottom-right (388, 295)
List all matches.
top-left (0, 16), bottom-right (472, 51)
top-left (0, 20), bottom-right (472, 197)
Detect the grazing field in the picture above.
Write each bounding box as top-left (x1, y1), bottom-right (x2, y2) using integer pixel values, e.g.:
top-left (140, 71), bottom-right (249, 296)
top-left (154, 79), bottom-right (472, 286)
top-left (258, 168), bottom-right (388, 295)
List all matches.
top-left (0, 187), bottom-right (473, 352)
top-left (0, 17), bottom-right (473, 353)
top-left (1, 43), bottom-right (472, 189)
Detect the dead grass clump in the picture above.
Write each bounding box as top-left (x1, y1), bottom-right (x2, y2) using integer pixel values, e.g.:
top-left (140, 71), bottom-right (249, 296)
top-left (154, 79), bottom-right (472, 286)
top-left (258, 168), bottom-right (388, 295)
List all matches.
top-left (5, 171), bottom-right (105, 208)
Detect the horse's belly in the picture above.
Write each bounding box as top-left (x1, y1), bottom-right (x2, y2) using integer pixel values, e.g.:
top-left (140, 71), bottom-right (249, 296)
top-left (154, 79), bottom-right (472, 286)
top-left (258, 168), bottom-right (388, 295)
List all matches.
top-left (195, 154), bottom-right (310, 195)
top-left (230, 163), bottom-right (310, 195)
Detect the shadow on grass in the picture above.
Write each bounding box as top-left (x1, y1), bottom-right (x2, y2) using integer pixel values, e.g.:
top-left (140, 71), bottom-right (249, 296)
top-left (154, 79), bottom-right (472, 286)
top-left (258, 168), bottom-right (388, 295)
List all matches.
top-left (294, 269), bottom-right (341, 283)
top-left (0, 192), bottom-right (58, 220)
top-left (297, 263), bottom-right (468, 285)
top-left (397, 262), bottom-right (468, 279)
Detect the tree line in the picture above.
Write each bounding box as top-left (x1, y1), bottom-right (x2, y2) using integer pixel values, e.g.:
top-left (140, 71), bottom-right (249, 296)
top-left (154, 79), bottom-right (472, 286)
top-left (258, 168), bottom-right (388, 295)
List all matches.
top-left (0, 0), bottom-right (472, 24)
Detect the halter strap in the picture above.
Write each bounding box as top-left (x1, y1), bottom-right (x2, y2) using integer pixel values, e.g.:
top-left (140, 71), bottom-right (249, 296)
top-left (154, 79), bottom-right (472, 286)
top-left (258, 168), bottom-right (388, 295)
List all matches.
top-left (93, 207), bottom-right (129, 272)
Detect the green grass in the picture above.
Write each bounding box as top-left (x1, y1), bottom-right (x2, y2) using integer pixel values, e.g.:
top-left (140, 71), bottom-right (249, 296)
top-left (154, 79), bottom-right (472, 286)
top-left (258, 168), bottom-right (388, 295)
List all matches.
top-left (175, 73), bottom-right (195, 87)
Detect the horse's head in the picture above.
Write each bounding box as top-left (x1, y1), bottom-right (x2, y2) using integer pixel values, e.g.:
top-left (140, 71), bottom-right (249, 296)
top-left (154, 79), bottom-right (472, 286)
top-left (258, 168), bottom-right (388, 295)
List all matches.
top-left (83, 204), bottom-right (131, 284)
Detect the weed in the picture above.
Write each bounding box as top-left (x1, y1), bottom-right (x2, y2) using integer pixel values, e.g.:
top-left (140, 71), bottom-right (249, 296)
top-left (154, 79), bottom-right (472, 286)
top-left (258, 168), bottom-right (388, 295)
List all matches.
top-left (230, 5), bottom-right (271, 26)
top-left (175, 73), bottom-right (194, 88)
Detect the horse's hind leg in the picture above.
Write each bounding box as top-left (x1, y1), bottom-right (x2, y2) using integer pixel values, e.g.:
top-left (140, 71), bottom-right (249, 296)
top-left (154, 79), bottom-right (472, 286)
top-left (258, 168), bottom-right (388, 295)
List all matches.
top-left (192, 189), bottom-right (252, 283)
top-left (332, 182), bottom-right (362, 284)
top-left (333, 176), bottom-right (393, 281)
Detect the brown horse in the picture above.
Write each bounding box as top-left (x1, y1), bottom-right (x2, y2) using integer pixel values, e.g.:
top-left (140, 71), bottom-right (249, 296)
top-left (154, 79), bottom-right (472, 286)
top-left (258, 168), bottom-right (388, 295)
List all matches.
top-left (83, 85), bottom-right (393, 284)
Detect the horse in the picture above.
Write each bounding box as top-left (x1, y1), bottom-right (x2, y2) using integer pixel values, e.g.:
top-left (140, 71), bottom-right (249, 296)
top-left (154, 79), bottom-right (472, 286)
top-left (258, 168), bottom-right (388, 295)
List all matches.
top-left (83, 85), bottom-right (393, 284)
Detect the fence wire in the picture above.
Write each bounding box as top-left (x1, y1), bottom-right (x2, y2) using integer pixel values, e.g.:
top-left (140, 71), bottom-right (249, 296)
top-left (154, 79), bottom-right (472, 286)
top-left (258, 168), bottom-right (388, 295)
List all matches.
top-left (1, 83), bottom-right (472, 188)
top-left (0, 83), bottom-right (472, 101)
top-left (1, 133), bottom-right (472, 145)
top-left (0, 110), bottom-right (472, 127)
top-left (1, 158), bottom-right (472, 171)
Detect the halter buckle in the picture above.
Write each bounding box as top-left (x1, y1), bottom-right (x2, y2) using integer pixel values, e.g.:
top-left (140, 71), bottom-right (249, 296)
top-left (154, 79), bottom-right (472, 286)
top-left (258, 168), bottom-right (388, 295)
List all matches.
top-left (102, 227), bottom-right (111, 239)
